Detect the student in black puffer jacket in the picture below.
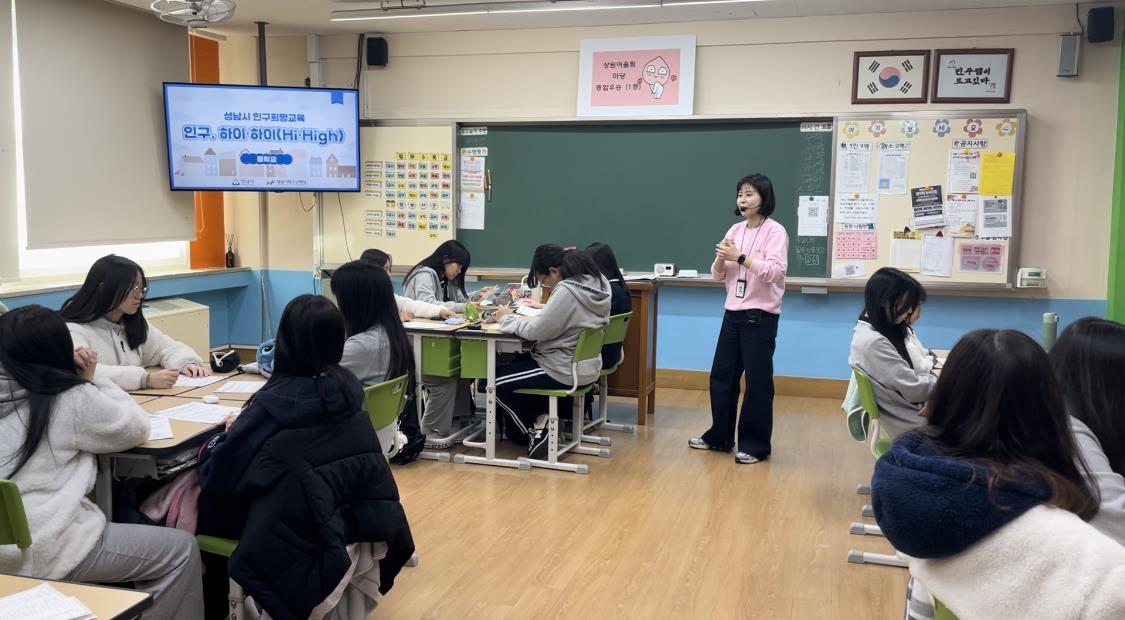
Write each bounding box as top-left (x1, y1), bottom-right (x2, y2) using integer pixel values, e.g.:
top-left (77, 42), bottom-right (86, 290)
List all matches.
top-left (196, 294), bottom-right (414, 620)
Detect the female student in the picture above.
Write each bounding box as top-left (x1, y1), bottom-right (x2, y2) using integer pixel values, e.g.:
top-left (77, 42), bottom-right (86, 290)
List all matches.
top-left (848, 267), bottom-right (936, 439)
top-left (196, 295), bottom-right (414, 620)
top-left (586, 242), bottom-right (632, 368)
top-left (332, 259), bottom-right (416, 455)
top-left (490, 246), bottom-right (610, 459)
top-left (1051, 317), bottom-right (1125, 544)
top-left (402, 241), bottom-right (486, 439)
top-left (359, 248), bottom-right (453, 320)
top-left (60, 255), bottom-right (208, 391)
top-left (872, 329), bottom-right (1125, 619)
top-left (691, 173), bottom-right (788, 465)
top-left (0, 306), bottom-right (203, 620)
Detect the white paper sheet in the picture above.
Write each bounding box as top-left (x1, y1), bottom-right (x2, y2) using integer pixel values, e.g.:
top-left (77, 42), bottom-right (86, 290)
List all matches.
top-left (832, 261), bottom-right (866, 279)
top-left (921, 234), bottom-right (955, 278)
top-left (947, 151), bottom-right (981, 194)
top-left (458, 191), bottom-right (485, 230)
top-left (836, 142), bottom-right (872, 194)
top-left (0, 584), bottom-right (95, 620)
top-left (402, 321), bottom-right (457, 330)
top-left (945, 195), bottom-right (979, 237)
top-left (978, 195), bottom-right (1013, 238)
top-left (910, 186), bottom-right (946, 229)
top-left (459, 155), bottom-right (485, 191)
top-left (155, 402), bottom-right (240, 425)
top-left (891, 238), bottom-right (923, 272)
top-left (148, 415), bottom-right (174, 441)
top-left (515, 305), bottom-right (543, 317)
top-left (215, 381), bottom-right (265, 394)
top-left (172, 375), bottom-right (225, 388)
top-left (834, 194), bottom-right (878, 225)
top-left (876, 148), bottom-right (910, 195)
top-left (797, 195), bottom-right (829, 236)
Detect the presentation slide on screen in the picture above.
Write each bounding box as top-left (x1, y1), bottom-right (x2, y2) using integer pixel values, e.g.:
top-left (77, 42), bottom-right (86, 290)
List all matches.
top-left (164, 84), bottom-right (360, 191)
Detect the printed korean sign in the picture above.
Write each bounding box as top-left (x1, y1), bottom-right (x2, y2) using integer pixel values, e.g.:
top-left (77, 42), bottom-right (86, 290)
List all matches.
top-left (577, 36), bottom-right (696, 117)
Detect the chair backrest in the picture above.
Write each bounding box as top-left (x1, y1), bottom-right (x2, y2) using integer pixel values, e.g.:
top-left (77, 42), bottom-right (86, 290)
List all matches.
top-left (0, 479), bottom-right (32, 549)
top-left (602, 312), bottom-right (632, 346)
top-left (852, 367), bottom-right (892, 457)
top-left (564, 326), bottom-right (607, 391)
top-left (363, 374), bottom-right (410, 432)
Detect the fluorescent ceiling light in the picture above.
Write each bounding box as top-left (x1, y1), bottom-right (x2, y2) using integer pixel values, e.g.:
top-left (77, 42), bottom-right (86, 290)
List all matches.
top-left (330, 0), bottom-right (762, 21)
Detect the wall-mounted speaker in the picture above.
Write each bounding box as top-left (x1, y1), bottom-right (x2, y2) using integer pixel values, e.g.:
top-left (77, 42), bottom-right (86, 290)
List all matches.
top-left (1087, 7), bottom-right (1115, 43)
top-left (1057, 33), bottom-right (1081, 77)
top-left (366, 37), bottom-right (388, 67)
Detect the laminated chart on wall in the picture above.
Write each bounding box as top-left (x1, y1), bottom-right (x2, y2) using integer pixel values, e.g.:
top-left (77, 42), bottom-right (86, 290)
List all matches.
top-left (327, 125), bottom-right (456, 266)
top-left (829, 114), bottom-right (1022, 287)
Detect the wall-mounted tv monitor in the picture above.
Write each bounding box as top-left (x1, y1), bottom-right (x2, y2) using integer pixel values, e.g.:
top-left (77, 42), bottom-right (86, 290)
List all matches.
top-left (163, 83), bottom-right (361, 192)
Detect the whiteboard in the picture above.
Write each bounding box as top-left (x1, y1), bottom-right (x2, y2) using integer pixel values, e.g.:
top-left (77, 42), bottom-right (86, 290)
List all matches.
top-left (323, 124), bottom-right (456, 267)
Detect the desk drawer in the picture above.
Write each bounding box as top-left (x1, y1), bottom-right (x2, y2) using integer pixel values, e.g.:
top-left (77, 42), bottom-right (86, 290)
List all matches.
top-left (459, 339), bottom-right (488, 379)
top-left (421, 336), bottom-right (461, 377)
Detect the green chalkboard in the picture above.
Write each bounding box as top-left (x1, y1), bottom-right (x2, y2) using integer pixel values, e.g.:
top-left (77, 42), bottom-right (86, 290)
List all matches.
top-left (458, 121), bottom-right (832, 278)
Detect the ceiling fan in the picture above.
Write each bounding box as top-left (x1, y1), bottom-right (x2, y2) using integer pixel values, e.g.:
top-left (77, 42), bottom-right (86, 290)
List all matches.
top-left (150, 0), bottom-right (237, 27)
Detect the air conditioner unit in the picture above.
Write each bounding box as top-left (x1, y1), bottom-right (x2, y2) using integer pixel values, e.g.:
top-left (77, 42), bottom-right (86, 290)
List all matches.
top-left (145, 298), bottom-right (210, 361)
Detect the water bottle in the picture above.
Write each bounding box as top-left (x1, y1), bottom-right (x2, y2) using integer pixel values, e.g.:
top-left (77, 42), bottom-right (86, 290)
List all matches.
top-left (1042, 312), bottom-right (1059, 350)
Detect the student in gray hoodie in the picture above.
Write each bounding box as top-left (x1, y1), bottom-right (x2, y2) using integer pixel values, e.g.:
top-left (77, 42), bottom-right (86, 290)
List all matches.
top-left (489, 246), bottom-right (610, 459)
top-left (848, 268), bottom-right (936, 439)
top-left (403, 240), bottom-right (493, 439)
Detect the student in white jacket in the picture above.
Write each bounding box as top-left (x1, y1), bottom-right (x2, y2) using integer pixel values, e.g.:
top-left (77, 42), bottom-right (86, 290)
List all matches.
top-left (332, 259), bottom-right (416, 455)
top-left (59, 255), bottom-right (207, 391)
top-left (1052, 317), bottom-right (1125, 544)
top-left (873, 329), bottom-right (1124, 620)
top-left (360, 248), bottom-right (454, 320)
top-left (0, 305), bottom-right (203, 620)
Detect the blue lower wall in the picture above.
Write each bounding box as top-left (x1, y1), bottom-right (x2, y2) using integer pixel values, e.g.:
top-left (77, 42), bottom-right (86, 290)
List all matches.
top-left (2, 268), bottom-right (1106, 381)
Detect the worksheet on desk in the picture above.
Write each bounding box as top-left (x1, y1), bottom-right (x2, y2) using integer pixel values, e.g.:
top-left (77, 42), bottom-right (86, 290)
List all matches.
top-left (215, 381), bottom-right (265, 394)
top-left (148, 415), bottom-right (174, 441)
top-left (155, 402), bottom-right (240, 424)
top-left (172, 375), bottom-right (225, 388)
top-left (0, 583), bottom-right (95, 620)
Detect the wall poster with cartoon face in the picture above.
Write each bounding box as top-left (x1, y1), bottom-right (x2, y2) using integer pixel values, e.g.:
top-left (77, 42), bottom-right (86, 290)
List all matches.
top-left (576, 35), bottom-right (696, 117)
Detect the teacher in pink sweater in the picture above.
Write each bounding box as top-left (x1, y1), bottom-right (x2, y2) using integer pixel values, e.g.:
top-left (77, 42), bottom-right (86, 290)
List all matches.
top-left (689, 173), bottom-right (789, 464)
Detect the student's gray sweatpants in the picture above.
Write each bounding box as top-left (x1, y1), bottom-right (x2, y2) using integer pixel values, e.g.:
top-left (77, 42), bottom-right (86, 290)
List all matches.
top-left (66, 522), bottom-right (204, 620)
top-left (420, 375), bottom-right (473, 436)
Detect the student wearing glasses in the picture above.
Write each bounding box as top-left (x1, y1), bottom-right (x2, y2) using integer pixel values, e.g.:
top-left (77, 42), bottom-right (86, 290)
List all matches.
top-left (60, 255), bottom-right (208, 391)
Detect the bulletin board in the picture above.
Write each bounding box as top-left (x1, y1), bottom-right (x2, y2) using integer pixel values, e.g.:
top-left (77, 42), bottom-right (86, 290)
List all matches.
top-left (323, 123), bottom-right (456, 267)
top-left (829, 111), bottom-right (1025, 288)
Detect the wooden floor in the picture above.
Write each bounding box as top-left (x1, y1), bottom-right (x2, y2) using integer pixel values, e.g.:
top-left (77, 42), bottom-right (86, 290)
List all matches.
top-left (378, 389), bottom-right (907, 619)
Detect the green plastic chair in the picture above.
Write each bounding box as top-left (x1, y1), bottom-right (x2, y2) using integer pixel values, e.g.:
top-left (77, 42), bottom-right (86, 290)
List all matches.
top-left (0, 479), bottom-right (32, 550)
top-left (582, 312), bottom-right (634, 444)
top-left (846, 366), bottom-right (908, 569)
top-left (363, 374), bottom-right (410, 437)
top-left (514, 326), bottom-right (607, 474)
top-left (196, 535), bottom-right (246, 619)
top-left (934, 598), bottom-right (960, 620)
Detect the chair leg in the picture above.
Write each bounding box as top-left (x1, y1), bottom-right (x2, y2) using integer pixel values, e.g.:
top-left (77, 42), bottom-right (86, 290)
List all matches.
top-left (847, 549), bottom-right (908, 568)
top-left (406, 552), bottom-right (419, 567)
top-left (850, 522), bottom-right (884, 537)
top-left (860, 504), bottom-right (874, 518)
top-left (521, 397), bottom-right (590, 474)
top-left (227, 577), bottom-right (247, 620)
top-left (857, 483), bottom-right (871, 495)
top-left (571, 392), bottom-right (610, 458)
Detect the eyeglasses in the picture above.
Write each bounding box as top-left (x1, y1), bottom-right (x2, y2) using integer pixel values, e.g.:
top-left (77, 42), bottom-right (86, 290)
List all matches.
top-left (129, 285), bottom-right (149, 298)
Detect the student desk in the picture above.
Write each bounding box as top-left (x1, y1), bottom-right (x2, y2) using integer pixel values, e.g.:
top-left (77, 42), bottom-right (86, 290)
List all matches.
top-left (175, 373), bottom-right (266, 403)
top-left (95, 397), bottom-right (225, 517)
top-left (402, 321), bottom-right (474, 461)
top-left (0, 574), bottom-right (152, 620)
top-left (452, 324), bottom-right (533, 471)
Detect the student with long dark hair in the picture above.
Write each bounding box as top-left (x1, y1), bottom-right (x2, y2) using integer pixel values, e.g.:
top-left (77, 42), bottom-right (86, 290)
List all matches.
top-left (586, 242), bottom-right (632, 368)
top-left (402, 241), bottom-right (487, 440)
top-left (1051, 317), bottom-right (1125, 544)
top-left (873, 329), bottom-right (1125, 619)
top-left (489, 246), bottom-right (610, 458)
top-left (0, 306), bottom-right (203, 620)
top-left (359, 248), bottom-right (453, 320)
top-left (848, 267), bottom-right (935, 438)
top-left (196, 295), bottom-right (414, 620)
top-left (60, 255), bottom-right (207, 391)
top-left (332, 260), bottom-right (416, 455)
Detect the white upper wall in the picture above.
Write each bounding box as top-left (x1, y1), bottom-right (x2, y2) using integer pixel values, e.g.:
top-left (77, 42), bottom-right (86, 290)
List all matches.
top-left (224, 6), bottom-right (1121, 298)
